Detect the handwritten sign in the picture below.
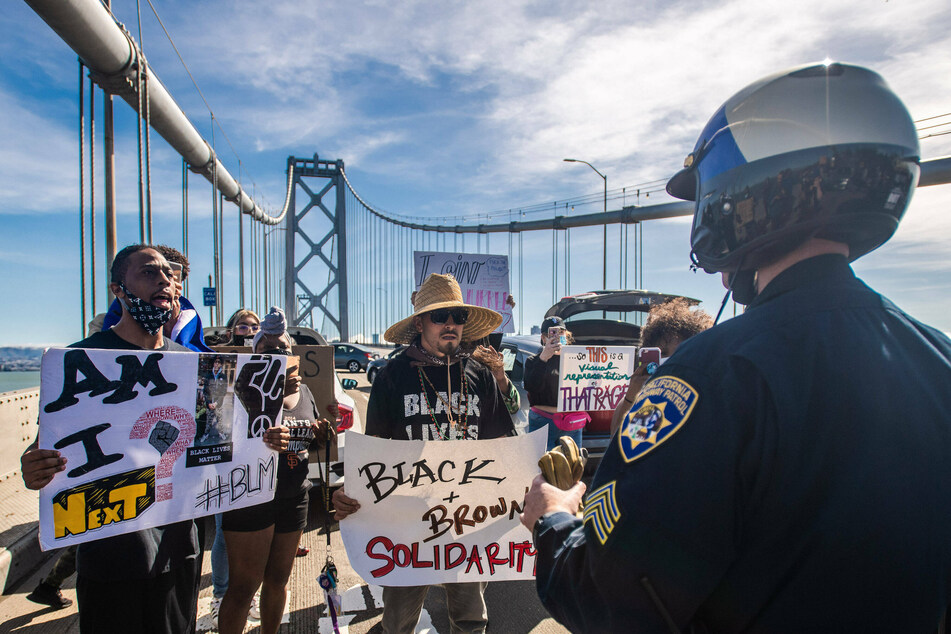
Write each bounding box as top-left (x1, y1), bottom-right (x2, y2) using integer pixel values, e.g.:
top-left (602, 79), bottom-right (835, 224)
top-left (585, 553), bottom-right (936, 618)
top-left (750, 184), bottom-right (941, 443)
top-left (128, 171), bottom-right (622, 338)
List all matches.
top-left (37, 348), bottom-right (287, 551)
top-left (214, 344), bottom-right (334, 420)
top-left (557, 345), bottom-right (636, 412)
top-left (340, 430), bottom-right (546, 585)
top-left (414, 251), bottom-right (513, 333)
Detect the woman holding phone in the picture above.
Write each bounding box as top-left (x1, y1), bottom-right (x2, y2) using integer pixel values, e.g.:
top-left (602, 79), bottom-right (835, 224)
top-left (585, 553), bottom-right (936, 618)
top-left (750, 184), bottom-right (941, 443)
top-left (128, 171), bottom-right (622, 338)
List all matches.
top-left (610, 298), bottom-right (712, 434)
top-left (524, 316), bottom-right (590, 450)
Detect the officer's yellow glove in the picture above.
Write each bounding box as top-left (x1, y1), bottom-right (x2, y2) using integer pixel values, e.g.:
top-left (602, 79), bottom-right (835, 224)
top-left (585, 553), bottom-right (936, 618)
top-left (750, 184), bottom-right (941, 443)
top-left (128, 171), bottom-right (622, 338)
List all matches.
top-left (537, 436), bottom-right (588, 515)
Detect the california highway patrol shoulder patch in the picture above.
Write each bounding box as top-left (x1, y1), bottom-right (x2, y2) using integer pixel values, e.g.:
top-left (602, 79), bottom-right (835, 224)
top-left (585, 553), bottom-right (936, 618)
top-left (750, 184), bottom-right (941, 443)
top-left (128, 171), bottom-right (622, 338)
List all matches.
top-left (618, 375), bottom-right (698, 463)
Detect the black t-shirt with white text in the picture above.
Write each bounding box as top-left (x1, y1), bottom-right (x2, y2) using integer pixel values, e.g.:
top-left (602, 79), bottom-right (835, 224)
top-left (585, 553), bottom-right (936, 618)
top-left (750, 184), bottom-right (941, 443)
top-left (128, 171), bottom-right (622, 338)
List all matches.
top-left (276, 383), bottom-right (319, 498)
top-left (365, 351), bottom-right (515, 441)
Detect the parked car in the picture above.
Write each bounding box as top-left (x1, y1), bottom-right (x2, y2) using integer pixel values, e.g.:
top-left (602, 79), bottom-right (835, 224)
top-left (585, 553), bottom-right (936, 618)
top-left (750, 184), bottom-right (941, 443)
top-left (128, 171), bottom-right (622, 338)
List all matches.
top-left (502, 290), bottom-right (699, 474)
top-left (367, 346), bottom-right (405, 384)
top-left (332, 342), bottom-right (379, 373)
top-left (203, 324), bottom-right (362, 488)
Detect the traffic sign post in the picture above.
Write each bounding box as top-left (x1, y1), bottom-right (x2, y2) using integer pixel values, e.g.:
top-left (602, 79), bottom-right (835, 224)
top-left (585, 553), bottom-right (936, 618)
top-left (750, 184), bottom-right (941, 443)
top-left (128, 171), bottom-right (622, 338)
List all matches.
top-left (204, 278), bottom-right (216, 328)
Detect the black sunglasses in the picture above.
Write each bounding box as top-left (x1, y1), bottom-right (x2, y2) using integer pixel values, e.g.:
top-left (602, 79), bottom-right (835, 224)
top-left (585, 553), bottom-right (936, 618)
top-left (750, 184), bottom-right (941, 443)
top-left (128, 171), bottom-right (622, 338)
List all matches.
top-left (428, 308), bottom-right (470, 325)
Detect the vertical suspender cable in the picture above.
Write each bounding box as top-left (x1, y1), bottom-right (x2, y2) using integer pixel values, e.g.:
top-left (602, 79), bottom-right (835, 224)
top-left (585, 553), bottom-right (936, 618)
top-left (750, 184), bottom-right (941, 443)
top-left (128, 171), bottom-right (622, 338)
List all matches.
top-left (507, 218), bottom-right (512, 307)
top-left (219, 191), bottom-right (225, 316)
top-left (518, 231), bottom-right (523, 334)
top-left (238, 163), bottom-right (245, 308)
top-left (211, 156), bottom-right (219, 325)
top-left (551, 227), bottom-right (556, 306)
top-left (144, 63), bottom-right (153, 243)
top-left (182, 158), bottom-right (189, 297)
top-left (638, 222), bottom-right (643, 288)
top-left (134, 0), bottom-right (152, 242)
top-left (263, 219), bottom-right (268, 313)
top-left (79, 60), bottom-right (87, 335)
top-left (135, 48), bottom-right (146, 243)
top-left (623, 223), bottom-right (628, 289)
top-left (566, 225), bottom-right (571, 297)
top-left (89, 75), bottom-right (97, 315)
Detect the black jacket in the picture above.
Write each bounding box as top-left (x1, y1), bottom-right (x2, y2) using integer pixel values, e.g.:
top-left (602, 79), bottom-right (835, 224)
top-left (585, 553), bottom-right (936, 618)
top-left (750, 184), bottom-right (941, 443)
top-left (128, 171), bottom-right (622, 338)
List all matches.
top-left (534, 255), bottom-right (951, 633)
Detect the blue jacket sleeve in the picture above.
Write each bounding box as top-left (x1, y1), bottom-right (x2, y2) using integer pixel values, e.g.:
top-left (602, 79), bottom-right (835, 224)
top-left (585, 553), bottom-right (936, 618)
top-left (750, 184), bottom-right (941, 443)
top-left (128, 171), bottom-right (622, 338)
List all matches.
top-left (533, 512), bottom-right (614, 633)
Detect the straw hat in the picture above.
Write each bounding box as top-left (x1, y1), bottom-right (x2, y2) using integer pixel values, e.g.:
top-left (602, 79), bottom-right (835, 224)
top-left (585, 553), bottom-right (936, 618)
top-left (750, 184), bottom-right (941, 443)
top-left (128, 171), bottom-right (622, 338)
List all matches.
top-left (384, 273), bottom-right (502, 344)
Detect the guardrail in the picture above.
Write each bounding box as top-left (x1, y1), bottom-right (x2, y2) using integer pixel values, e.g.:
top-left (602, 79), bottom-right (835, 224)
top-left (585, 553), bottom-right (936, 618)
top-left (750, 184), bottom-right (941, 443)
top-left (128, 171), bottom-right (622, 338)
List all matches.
top-left (0, 389), bottom-right (39, 480)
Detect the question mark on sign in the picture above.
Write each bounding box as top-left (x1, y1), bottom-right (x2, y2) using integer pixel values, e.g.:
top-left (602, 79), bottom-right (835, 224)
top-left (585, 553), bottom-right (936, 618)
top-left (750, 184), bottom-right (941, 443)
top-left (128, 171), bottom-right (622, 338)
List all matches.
top-left (130, 406), bottom-right (196, 501)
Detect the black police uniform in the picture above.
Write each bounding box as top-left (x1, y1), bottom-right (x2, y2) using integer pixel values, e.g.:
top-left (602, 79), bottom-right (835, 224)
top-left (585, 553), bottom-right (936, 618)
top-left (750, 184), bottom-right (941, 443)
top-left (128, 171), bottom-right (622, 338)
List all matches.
top-left (533, 254), bottom-right (951, 633)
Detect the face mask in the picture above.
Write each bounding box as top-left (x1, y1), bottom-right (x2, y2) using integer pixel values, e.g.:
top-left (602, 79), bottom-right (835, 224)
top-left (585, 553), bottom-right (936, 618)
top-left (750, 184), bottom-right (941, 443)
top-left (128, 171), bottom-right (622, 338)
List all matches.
top-left (118, 282), bottom-right (172, 335)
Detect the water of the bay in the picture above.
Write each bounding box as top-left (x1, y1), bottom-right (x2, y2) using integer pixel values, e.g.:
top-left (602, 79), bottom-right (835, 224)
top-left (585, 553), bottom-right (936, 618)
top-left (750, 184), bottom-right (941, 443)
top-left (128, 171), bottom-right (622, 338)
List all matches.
top-left (0, 371), bottom-right (40, 393)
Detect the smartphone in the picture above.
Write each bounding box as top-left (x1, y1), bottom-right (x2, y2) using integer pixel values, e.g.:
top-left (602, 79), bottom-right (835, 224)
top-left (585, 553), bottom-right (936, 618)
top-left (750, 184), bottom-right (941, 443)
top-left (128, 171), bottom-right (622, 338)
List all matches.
top-left (548, 326), bottom-right (567, 345)
top-left (638, 347), bottom-right (662, 374)
top-left (167, 261), bottom-right (183, 283)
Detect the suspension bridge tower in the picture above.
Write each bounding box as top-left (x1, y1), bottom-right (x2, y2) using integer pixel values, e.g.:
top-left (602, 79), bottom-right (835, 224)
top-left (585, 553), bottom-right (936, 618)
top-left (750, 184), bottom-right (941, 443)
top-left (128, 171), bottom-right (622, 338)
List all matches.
top-left (284, 155), bottom-right (349, 341)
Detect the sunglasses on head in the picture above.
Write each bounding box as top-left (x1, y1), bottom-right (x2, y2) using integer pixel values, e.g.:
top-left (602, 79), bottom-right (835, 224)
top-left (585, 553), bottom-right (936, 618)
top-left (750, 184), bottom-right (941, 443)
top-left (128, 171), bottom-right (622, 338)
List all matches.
top-left (428, 308), bottom-right (469, 325)
top-left (234, 323), bottom-right (261, 334)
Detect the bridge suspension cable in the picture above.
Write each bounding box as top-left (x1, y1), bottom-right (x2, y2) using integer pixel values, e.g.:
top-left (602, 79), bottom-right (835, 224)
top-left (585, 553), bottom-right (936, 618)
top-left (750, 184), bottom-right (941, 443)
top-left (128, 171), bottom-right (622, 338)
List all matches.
top-left (26, 0), bottom-right (290, 227)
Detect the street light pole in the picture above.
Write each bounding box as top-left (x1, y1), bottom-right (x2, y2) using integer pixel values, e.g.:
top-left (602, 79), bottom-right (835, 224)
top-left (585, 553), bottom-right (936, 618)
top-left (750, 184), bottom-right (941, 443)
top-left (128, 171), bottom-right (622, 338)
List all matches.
top-left (563, 158), bottom-right (607, 292)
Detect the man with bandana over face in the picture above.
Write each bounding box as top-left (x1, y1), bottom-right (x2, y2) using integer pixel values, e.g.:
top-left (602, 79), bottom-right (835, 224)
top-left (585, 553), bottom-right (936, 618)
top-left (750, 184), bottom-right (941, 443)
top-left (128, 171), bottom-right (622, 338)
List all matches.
top-left (20, 245), bottom-right (288, 633)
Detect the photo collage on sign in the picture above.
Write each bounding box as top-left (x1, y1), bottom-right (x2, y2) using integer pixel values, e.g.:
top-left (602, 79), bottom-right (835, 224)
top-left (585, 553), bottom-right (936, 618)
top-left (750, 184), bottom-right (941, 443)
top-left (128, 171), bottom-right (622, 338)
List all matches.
top-left (186, 353), bottom-right (237, 467)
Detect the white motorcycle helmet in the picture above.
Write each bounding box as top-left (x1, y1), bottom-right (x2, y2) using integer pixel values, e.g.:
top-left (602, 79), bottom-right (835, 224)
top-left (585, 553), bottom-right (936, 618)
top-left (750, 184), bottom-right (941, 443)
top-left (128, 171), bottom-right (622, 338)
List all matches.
top-left (667, 62), bottom-right (920, 276)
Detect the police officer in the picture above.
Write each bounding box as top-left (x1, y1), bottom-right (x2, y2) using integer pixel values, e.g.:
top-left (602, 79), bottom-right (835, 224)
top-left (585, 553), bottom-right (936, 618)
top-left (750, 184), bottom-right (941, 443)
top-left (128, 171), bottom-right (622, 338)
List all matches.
top-left (521, 62), bottom-right (951, 632)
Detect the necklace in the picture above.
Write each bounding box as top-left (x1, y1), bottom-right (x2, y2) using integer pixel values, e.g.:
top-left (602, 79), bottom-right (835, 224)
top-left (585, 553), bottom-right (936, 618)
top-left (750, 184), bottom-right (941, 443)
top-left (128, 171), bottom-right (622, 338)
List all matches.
top-left (416, 363), bottom-right (469, 440)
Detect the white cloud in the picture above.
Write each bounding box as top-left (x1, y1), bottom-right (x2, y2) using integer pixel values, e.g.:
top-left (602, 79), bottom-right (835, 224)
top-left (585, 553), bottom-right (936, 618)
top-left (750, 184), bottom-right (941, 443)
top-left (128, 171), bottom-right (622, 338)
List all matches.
top-left (6, 0), bottom-right (951, 342)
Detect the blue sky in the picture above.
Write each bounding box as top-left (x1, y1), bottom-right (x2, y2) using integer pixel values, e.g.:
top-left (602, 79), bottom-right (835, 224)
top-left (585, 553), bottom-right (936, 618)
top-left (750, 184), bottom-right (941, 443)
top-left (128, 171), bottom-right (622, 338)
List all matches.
top-left (2, 0), bottom-right (951, 346)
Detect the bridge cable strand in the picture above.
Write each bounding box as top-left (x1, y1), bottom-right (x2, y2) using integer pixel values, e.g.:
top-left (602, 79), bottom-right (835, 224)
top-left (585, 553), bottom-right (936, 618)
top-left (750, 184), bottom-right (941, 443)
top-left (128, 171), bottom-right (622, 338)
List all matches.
top-left (141, 0), bottom-right (275, 217)
top-left (144, 54), bottom-right (153, 243)
top-left (135, 0), bottom-right (151, 244)
top-left (98, 0), bottom-right (280, 225)
top-left (135, 46), bottom-right (146, 243)
top-left (238, 161), bottom-right (245, 307)
top-left (211, 134), bottom-right (219, 325)
top-left (182, 157), bottom-right (189, 296)
top-left (79, 59), bottom-right (87, 336)
top-left (89, 72), bottom-right (97, 316)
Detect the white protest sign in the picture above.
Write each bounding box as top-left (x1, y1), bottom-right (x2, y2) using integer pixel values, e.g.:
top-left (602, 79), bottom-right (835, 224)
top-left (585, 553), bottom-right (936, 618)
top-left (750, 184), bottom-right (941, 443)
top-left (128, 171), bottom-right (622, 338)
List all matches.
top-left (557, 345), bottom-right (636, 412)
top-left (414, 251), bottom-right (513, 333)
top-left (37, 348), bottom-right (287, 551)
top-left (340, 430), bottom-right (546, 585)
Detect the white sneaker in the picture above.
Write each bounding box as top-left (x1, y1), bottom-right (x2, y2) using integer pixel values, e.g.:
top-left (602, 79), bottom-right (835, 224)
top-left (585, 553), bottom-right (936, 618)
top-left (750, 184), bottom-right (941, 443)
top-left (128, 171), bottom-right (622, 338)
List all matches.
top-left (210, 596), bottom-right (222, 629)
top-left (249, 589), bottom-right (261, 620)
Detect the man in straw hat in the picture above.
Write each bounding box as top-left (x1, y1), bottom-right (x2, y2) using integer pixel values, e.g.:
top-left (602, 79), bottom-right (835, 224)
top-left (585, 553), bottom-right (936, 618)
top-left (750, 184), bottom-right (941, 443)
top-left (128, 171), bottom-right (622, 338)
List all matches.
top-left (332, 273), bottom-right (516, 633)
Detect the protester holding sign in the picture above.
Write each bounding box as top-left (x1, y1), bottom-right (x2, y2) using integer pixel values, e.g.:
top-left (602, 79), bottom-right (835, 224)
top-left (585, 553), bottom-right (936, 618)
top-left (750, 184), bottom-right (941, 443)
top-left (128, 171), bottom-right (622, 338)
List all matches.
top-left (21, 245), bottom-right (288, 634)
top-left (21, 245), bottom-right (199, 634)
top-left (524, 316), bottom-right (590, 450)
top-left (219, 307), bottom-right (333, 634)
top-left (99, 244), bottom-right (213, 352)
top-left (332, 273), bottom-right (515, 634)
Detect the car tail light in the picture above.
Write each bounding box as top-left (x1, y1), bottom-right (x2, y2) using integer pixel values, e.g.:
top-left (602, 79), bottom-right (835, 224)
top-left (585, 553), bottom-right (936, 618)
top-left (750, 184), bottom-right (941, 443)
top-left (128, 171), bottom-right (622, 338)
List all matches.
top-left (365, 352), bottom-right (372, 359)
top-left (336, 403), bottom-right (354, 431)
top-left (586, 410), bottom-right (614, 433)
